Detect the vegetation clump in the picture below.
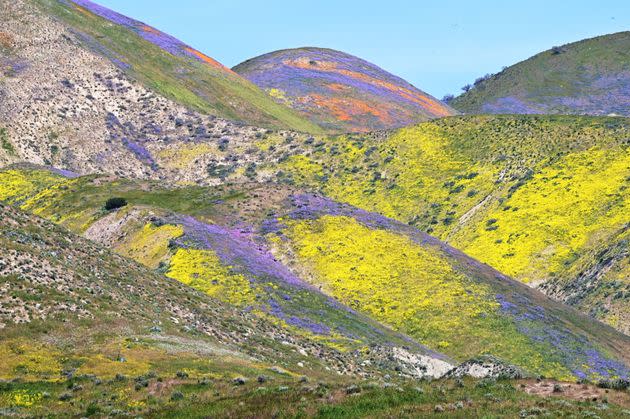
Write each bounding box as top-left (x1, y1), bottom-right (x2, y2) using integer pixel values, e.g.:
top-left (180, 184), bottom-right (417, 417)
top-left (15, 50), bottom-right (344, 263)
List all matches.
top-left (104, 197), bottom-right (127, 211)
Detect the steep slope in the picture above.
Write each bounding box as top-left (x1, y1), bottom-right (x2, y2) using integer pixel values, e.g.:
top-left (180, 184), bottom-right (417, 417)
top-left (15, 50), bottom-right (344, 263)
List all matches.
top-left (0, 0), bottom-right (321, 177)
top-left (450, 32), bottom-right (630, 116)
top-left (1, 0), bottom-right (321, 134)
top-left (2, 167), bottom-right (630, 382)
top-left (233, 48), bottom-right (455, 133)
top-left (540, 226), bottom-right (630, 335)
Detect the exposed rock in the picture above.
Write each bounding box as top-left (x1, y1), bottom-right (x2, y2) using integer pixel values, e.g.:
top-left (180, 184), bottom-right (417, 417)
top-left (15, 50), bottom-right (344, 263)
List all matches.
top-left (446, 355), bottom-right (526, 379)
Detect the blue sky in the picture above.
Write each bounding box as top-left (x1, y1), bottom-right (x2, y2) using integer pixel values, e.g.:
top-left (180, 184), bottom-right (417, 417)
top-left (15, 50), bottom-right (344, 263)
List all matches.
top-left (97, 0), bottom-right (629, 99)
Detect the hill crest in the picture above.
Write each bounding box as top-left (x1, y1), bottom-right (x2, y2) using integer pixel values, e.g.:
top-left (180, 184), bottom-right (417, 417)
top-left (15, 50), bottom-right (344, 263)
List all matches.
top-left (234, 47), bottom-right (456, 133)
top-left (450, 31), bottom-right (630, 116)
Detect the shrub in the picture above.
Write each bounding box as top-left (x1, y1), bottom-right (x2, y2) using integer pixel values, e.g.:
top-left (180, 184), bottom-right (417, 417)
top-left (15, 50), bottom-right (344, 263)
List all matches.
top-left (551, 46), bottom-right (565, 55)
top-left (218, 138), bottom-right (230, 152)
top-left (85, 404), bottom-right (101, 416)
top-left (58, 392), bottom-right (72, 401)
top-left (0, 128), bottom-right (14, 155)
top-left (611, 379), bottom-right (629, 390)
top-left (597, 378), bottom-right (630, 390)
top-left (170, 391), bottom-right (184, 401)
top-left (104, 197), bottom-right (127, 211)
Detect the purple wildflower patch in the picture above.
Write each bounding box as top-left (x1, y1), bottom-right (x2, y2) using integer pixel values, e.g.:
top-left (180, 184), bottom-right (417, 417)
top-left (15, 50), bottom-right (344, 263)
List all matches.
top-left (481, 96), bottom-right (546, 114)
top-left (1, 57), bottom-right (29, 77)
top-left (267, 298), bottom-right (331, 335)
top-left (495, 293), bottom-right (629, 379)
top-left (105, 113), bottom-right (157, 169)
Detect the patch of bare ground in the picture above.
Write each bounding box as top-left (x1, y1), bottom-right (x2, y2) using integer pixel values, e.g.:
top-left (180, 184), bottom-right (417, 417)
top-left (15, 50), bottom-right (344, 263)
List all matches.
top-left (522, 379), bottom-right (630, 407)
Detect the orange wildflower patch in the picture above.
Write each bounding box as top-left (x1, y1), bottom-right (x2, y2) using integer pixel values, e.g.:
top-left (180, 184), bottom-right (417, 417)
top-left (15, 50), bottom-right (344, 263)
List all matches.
top-left (285, 58), bottom-right (452, 117)
top-left (304, 94), bottom-right (394, 130)
top-left (140, 25), bottom-right (161, 35)
top-left (326, 83), bottom-right (351, 92)
top-left (0, 32), bottom-right (14, 50)
top-left (72, 5), bottom-right (93, 18)
top-left (184, 47), bottom-right (236, 75)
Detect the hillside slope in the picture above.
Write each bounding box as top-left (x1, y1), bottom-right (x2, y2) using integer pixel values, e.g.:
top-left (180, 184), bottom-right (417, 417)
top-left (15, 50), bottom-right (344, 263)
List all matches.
top-left (1, 203), bottom-right (436, 416)
top-left (1, 0), bottom-right (321, 135)
top-left (278, 116), bottom-right (629, 333)
top-left (0, 0), bottom-right (323, 177)
top-left (234, 48), bottom-right (455, 133)
top-left (2, 167), bottom-right (630, 382)
top-left (450, 32), bottom-right (630, 116)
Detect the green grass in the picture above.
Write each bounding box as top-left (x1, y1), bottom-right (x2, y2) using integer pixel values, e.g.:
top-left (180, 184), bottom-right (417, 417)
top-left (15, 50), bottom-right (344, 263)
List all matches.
top-left (450, 31), bottom-right (630, 116)
top-left (4, 377), bottom-right (629, 418)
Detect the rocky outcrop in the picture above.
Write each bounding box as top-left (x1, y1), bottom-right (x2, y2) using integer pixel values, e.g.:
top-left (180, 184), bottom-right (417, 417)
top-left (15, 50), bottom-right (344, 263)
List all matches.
top-left (446, 355), bottom-right (527, 379)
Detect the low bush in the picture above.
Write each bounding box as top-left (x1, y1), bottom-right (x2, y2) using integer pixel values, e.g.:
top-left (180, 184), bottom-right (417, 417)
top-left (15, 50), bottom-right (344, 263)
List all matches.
top-left (104, 197), bottom-right (127, 211)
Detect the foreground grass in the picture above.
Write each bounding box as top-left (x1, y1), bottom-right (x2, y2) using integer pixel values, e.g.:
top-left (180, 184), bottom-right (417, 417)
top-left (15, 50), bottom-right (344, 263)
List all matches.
top-left (2, 376), bottom-right (629, 418)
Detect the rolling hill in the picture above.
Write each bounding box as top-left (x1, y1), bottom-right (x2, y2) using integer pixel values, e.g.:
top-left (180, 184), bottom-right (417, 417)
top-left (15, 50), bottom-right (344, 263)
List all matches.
top-left (2, 166), bottom-right (630, 383)
top-left (1, 0), bottom-right (321, 135)
top-left (233, 47), bottom-right (456, 133)
top-left (0, 168), bottom-right (452, 375)
top-left (2, 24), bottom-right (628, 337)
top-left (2, 199), bottom-right (629, 419)
top-left (450, 32), bottom-right (630, 116)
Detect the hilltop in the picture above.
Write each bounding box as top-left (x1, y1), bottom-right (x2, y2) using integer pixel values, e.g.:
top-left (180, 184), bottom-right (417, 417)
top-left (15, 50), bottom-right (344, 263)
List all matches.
top-left (0, 0), bottom-right (321, 136)
top-left (234, 47), bottom-right (455, 133)
top-left (450, 32), bottom-right (630, 116)
top-left (2, 167), bottom-right (629, 383)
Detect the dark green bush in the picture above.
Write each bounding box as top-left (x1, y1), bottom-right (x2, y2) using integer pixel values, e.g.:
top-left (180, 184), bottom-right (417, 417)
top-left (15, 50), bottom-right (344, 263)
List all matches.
top-left (104, 197), bottom-right (127, 211)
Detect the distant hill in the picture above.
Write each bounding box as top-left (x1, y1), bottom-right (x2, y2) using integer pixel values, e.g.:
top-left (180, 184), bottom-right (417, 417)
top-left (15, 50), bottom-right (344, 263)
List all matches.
top-left (2, 0), bottom-right (321, 133)
top-left (450, 32), bottom-right (630, 116)
top-left (3, 167), bottom-right (630, 381)
top-left (234, 47), bottom-right (456, 133)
